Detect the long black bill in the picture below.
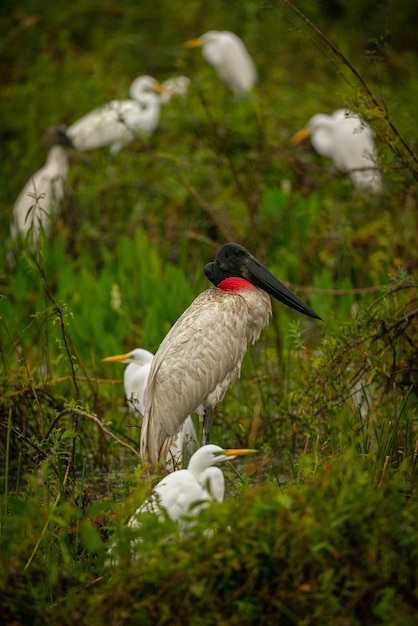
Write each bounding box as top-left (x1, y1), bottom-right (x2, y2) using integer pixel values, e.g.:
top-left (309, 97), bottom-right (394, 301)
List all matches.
top-left (244, 256), bottom-right (322, 320)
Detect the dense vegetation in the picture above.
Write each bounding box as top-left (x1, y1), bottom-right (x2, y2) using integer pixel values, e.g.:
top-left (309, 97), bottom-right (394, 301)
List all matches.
top-left (1, 1), bottom-right (417, 623)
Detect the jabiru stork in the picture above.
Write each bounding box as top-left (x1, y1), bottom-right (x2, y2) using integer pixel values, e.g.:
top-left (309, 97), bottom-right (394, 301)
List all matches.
top-left (140, 243), bottom-right (321, 466)
top-left (183, 31), bottom-right (257, 96)
top-left (102, 347), bottom-right (197, 469)
top-left (290, 108), bottom-right (382, 192)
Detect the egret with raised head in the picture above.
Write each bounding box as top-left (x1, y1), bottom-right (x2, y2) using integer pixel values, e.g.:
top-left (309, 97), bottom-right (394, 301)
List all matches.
top-left (11, 124), bottom-right (70, 252)
top-left (128, 445), bottom-right (256, 531)
top-left (65, 75), bottom-right (171, 154)
top-left (160, 75), bottom-right (191, 105)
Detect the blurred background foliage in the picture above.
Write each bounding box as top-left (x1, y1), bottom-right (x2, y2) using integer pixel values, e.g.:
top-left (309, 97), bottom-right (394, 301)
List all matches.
top-left (1, 0), bottom-right (418, 623)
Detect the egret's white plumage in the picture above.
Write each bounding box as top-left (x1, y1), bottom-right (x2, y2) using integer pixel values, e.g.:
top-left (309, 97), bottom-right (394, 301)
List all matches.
top-left (66, 75), bottom-right (169, 154)
top-left (102, 348), bottom-right (197, 468)
top-left (184, 30), bottom-right (257, 96)
top-left (11, 126), bottom-right (70, 251)
top-left (291, 109), bottom-right (382, 192)
top-left (160, 75), bottom-right (191, 105)
top-left (140, 243), bottom-right (321, 466)
top-left (127, 445), bottom-right (255, 530)
top-left (105, 348), bottom-right (154, 416)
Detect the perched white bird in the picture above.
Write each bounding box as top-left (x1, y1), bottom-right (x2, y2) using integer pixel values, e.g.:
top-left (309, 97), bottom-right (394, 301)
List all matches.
top-left (291, 108), bottom-right (382, 192)
top-left (11, 124), bottom-right (70, 252)
top-left (103, 348), bottom-right (154, 416)
top-left (65, 75), bottom-right (170, 154)
top-left (184, 30), bottom-right (257, 96)
top-left (160, 75), bottom-right (191, 105)
top-left (140, 243), bottom-right (321, 466)
top-left (102, 348), bottom-right (197, 468)
top-left (127, 445), bottom-right (256, 531)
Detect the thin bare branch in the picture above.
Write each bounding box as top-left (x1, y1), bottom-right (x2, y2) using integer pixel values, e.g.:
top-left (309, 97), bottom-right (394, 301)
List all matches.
top-left (61, 407), bottom-right (141, 460)
top-left (276, 0), bottom-right (418, 180)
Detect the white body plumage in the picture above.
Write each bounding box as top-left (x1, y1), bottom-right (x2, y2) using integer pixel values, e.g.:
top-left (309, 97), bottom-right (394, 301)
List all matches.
top-left (292, 109), bottom-right (382, 192)
top-left (11, 144), bottom-right (69, 249)
top-left (66, 75), bottom-right (166, 154)
top-left (106, 445), bottom-right (254, 566)
top-left (160, 75), bottom-right (191, 105)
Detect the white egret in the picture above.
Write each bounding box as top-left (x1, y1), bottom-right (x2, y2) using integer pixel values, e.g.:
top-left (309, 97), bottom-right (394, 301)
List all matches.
top-left (184, 30), bottom-right (257, 96)
top-left (103, 348), bottom-right (154, 416)
top-left (140, 243), bottom-right (321, 466)
top-left (291, 108), bottom-right (382, 192)
top-left (160, 75), bottom-right (191, 105)
top-left (65, 75), bottom-right (170, 154)
top-left (10, 124), bottom-right (70, 252)
top-left (102, 348), bottom-right (197, 469)
top-left (127, 445), bottom-right (256, 531)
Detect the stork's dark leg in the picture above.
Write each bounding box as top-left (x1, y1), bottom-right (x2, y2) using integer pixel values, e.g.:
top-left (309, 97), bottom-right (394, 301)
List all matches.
top-left (202, 406), bottom-right (213, 446)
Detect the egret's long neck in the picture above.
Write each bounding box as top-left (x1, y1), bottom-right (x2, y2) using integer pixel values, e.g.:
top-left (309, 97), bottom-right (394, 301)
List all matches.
top-left (200, 467), bottom-right (225, 503)
top-left (188, 457), bottom-right (209, 480)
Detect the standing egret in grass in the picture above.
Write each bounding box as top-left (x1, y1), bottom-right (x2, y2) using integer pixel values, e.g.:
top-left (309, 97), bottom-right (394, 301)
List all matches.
top-left (290, 109), bottom-right (382, 192)
top-left (103, 348), bottom-right (154, 416)
top-left (10, 124), bottom-right (70, 253)
top-left (140, 243), bottom-right (321, 466)
top-left (65, 75), bottom-right (171, 154)
top-left (184, 30), bottom-right (257, 96)
top-left (102, 348), bottom-right (197, 469)
top-left (128, 445), bottom-right (256, 531)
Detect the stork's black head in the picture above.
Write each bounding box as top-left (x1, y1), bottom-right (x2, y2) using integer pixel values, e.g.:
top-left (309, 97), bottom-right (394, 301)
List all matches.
top-left (44, 124), bottom-right (73, 148)
top-left (205, 243), bottom-right (322, 320)
top-left (204, 243), bottom-right (252, 284)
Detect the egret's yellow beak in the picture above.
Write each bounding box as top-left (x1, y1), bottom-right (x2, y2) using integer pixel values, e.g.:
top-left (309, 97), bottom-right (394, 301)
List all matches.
top-left (151, 82), bottom-right (173, 95)
top-left (290, 127), bottom-right (311, 145)
top-left (223, 449), bottom-right (257, 457)
top-left (102, 353), bottom-right (130, 363)
top-left (183, 37), bottom-right (204, 49)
